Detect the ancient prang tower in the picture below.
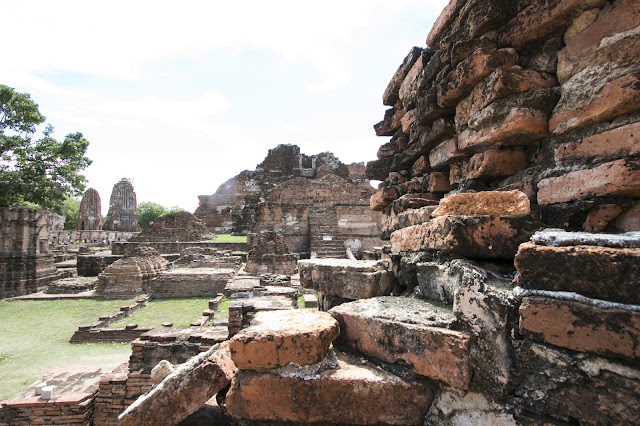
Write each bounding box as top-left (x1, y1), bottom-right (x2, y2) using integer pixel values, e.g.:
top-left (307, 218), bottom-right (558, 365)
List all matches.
top-left (75, 188), bottom-right (102, 230)
top-left (102, 178), bottom-right (141, 232)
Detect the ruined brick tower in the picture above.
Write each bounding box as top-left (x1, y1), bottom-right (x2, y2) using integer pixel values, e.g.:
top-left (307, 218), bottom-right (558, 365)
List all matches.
top-left (75, 188), bottom-right (102, 231)
top-left (102, 178), bottom-right (140, 232)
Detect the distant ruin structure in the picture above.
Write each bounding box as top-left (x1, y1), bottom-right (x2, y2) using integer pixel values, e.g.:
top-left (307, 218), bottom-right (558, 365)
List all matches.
top-left (103, 178), bottom-right (140, 232)
top-left (195, 144), bottom-right (383, 257)
top-left (76, 188), bottom-right (102, 230)
top-left (245, 230), bottom-right (298, 275)
top-left (96, 246), bottom-right (168, 297)
top-left (129, 211), bottom-right (213, 243)
top-left (0, 207), bottom-right (58, 299)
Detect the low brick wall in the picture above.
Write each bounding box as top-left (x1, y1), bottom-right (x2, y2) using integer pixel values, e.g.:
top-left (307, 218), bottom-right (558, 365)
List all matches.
top-left (93, 372), bottom-right (153, 426)
top-left (112, 241), bottom-right (247, 256)
top-left (70, 297), bottom-right (149, 343)
top-left (149, 268), bottom-right (235, 298)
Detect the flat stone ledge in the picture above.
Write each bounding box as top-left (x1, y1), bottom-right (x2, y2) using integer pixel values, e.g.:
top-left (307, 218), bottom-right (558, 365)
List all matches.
top-left (530, 229), bottom-right (640, 248)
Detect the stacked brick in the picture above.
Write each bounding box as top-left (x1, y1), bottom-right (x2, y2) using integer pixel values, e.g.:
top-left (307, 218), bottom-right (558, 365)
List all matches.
top-left (369, 0), bottom-right (640, 233)
top-left (93, 371), bottom-right (153, 426)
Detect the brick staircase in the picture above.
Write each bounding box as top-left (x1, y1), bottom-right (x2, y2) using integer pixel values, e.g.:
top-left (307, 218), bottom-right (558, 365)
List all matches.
top-left (309, 207), bottom-right (345, 258)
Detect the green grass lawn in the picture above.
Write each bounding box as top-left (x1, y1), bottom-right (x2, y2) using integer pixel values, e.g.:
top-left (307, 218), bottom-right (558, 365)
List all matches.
top-left (209, 234), bottom-right (247, 243)
top-left (0, 299), bottom-right (136, 401)
top-left (108, 297), bottom-right (212, 328)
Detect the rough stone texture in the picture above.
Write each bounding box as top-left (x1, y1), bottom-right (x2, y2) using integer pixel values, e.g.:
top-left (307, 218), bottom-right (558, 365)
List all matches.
top-left (432, 190), bottom-right (530, 217)
top-left (383, 47), bottom-right (425, 106)
top-left (226, 351), bottom-right (433, 425)
top-left (298, 258), bottom-right (392, 302)
top-left (75, 188), bottom-right (102, 231)
top-left (515, 242), bottom-right (640, 305)
top-left (96, 246), bottom-right (168, 297)
top-left (229, 310), bottom-right (339, 370)
top-left (102, 178), bottom-right (140, 232)
top-left (330, 297), bottom-right (471, 388)
top-left (118, 342), bottom-right (235, 426)
top-left (519, 296), bottom-right (640, 360)
top-left (537, 159), bottom-right (640, 204)
top-left (583, 204), bottom-right (624, 232)
top-left (148, 267), bottom-right (235, 298)
top-left (244, 230), bottom-right (298, 275)
top-left (0, 207), bottom-right (58, 299)
top-left (391, 215), bottom-right (541, 259)
top-left (458, 149), bottom-right (529, 182)
top-left (130, 211), bottom-right (213, 243)
top-left (381, 205), bottom-right (436, 240)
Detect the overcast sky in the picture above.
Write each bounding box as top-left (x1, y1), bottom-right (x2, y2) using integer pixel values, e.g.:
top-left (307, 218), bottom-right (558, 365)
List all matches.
top-left (2, 0), bottom-right (447, 214)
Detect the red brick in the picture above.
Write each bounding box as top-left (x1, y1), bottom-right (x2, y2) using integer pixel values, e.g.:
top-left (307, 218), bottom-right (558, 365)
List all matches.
top-left (614, 203), bottom-right (640, 232)
top-left (500, 0), bottom-right (606, 49)
top-left (583, 204), bottom-right (624, 232)
top-left (391, 215), bottom-right (541, 259)
top-left (383, 47), bottom-right (423, 106)
top-left (438, 48), bottom-right (519, 108)
top-left (374, 107), bottom-right (404, 137)
top-left (550, 74), bottom-right (640, 134)
top-left (432, 190), bottom-right (530, 217)
top-left (370, 187), bottom-right (398, 211)
top-left (537, 159), bottom-right (640, 204)
top-left (462, 149), bottom-right (528, 180)
top-left (411, 155), bottom-right (430, 177)
top-left (226, 352), bottom-right (433, 425)
top-left (426, 0), bottom-right (466, 48)
top-left (519, 296), bottom-right (640, 360)
top-left (458, 108), bottom-right (549, 150)
top-left (554, 121), bottom-right (640, 166)
top-left (514, 242), bottom-right (640, 305)
top-left (429, 138), bottom-right (466, 169)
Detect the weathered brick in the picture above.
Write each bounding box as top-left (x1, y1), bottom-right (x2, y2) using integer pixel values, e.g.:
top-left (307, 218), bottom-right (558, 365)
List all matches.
top-left (554, 121), bottom-right (640, 166)
top-left (537, 159), bottom-right (640, 204)
top-left (429, 138), bottom-right (466, 169)
top-left (519, 296), bottom-right (640, 360)
top-left (229, 310), bottom-right (339, 370)
top-left (383, 47), bottom-right (424, 106)
top-left (226, 352), bottom-right (433, 425)
top-left (374, 107), bottom-right (404, 137)
top-left (515, 242), bottom-right (640, 305)
top-left (614, 202), bottom-right (640, 232)
top-left (391, 215), bottom-right (541, 259)
top-left (500, 0), bottom-right (606, 49)
top-left (583, 204), bottom-right (624, 232)
top-left (426, 0), bottom-right (466, 48)
top-left (437, 48), bottom-right (519, 108)
top-left (394, 118), bottom-right (455, 170)
top-left (369, 186), bottom-right (398, 211)
top-left (550, 73), bottom-right (640, 134)
top-left (411, 155), bottom-right (430, 177)
top-left (461, 149), bottom-right (528, 181)
top-left (330, 297), bottom-right (471, 389)
top-left (432, 190), bottom-right (530, 217)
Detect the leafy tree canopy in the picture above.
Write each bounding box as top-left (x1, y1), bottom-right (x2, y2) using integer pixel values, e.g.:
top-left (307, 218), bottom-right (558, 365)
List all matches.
top-left (63, 196), bottom-right (80, 230)
top-left (137, 202), bottom-right (184, 230)
top-left (0, 84), bottom-right (92, 213)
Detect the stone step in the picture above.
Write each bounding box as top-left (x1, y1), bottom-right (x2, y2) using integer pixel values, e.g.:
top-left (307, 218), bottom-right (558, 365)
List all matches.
top-left (329, 296), bottom-right (471, 389)
top-left (226, 350), bottom-right (433, 425)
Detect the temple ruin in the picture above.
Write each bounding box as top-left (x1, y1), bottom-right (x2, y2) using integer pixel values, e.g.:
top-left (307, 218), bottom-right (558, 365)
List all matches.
top-left (2, 0), bottom-right (640, 424)
top-left (76, 188), bottom-right (102, 231)
top-left (102, 178), bottom-right (140, 232)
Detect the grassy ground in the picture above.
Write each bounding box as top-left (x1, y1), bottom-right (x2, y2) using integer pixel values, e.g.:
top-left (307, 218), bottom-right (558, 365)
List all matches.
top-left (0, 299), bottom-right (135, 401)
top-left (209, 234), bottom-right (247, 243)
top-left (108, 297), bottom-right (212, 327)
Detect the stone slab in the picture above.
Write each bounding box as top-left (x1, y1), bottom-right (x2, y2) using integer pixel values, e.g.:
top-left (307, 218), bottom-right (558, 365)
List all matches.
top-left (118, 342), bottom-right (235, 426)
top-left (298, 259), bottom-right (392, 300)
top-left (229, 310), bottom-right (339, 370)
top-left (515, 242), bottom-right (640, 304)
top-left (519, 296), bottom-right (640, 360)
top-left (226, 351), bottom-right (433, 425)
top-left (330, 297), bottom-right (470, 389)
top-left (391, 215), bottom-right (541, 259)
top-left (432, 190), bottom-right (530, 217)
top-left (530, 228), bottom-right (640, 248)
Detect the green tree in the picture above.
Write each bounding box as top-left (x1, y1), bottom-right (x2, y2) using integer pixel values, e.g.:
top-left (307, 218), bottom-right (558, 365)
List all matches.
top-left (137, 202), bottom-right (185, 230)
top-left (62, 196), bottom-right (80, 230)
top-left (0, 85), bottom-right (91, 212)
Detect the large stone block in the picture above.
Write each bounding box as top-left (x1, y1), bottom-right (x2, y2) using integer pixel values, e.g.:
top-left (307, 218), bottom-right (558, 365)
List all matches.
top-left (515, 242), bottom-right (640, 305)
top-left (391, 215), bottom-right (541, 259)
top-left (298, 258), bottom-right (392, 300)
top-left (226, 351), bottom-right (434, 425)
top-left (519, 296), bottom-right (640, 360)
top-left (383, 47), bottom-right (424, 106)
top-left (370, 186), bottom-right (398, 211)
top-left (459, 149), bottom-right (528, 181)
top-left (537, 159), bottom-right (640, 204)
top-left (437, 48), bottom-right (519, 108)
top-left (380, 206), bottom-right (436, 240)
top-left (554, 121), bottom-right (640, 167)
top-left (432, 190), bottom-right (530, 217)
top-left (118, 342), bottom-right (235, 426)
top-left (330, 297), bottom-right (471, 389)
top-left (229, 310), bottom-right (339, 370)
